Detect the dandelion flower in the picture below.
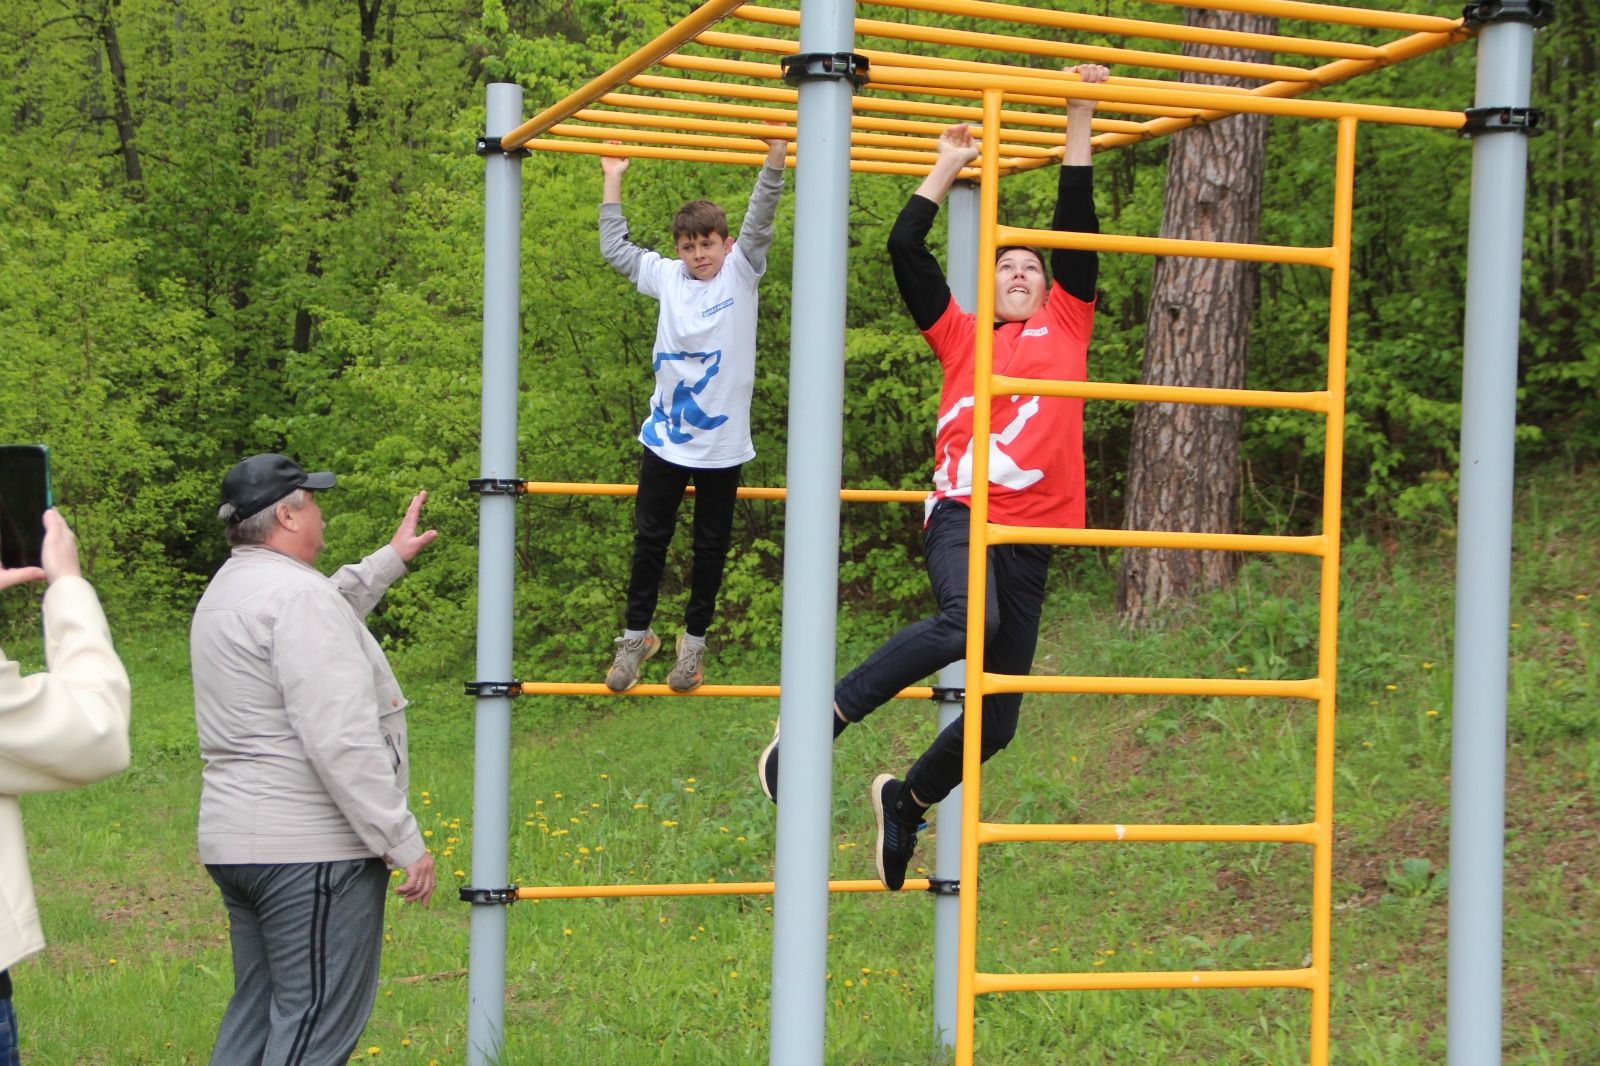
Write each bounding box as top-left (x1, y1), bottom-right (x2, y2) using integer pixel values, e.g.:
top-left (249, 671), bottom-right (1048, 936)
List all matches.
top-left (1385, 684), bottom-right (1398, 691)
top-left (1421, 661), bottom-right (1434, 670)
top-left (1426, 709), bottom-right (1440, 718)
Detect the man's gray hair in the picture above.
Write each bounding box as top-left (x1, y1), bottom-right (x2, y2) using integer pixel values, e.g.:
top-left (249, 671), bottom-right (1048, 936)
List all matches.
top-left (220, 488), bottom-right (307, 547)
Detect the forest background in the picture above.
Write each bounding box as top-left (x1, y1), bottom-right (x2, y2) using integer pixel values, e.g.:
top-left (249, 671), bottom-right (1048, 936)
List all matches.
top-left (1, 0), bottom-right (1595, 662)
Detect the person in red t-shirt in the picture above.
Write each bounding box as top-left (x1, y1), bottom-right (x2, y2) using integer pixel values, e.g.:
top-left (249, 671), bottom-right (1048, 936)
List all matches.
top-left (759, 64), bottom-right (1109, 890)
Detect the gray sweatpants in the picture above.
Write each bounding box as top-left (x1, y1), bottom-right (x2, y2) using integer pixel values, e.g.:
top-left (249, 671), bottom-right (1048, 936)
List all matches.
top-left (206, 858), bottom-right (389, 1066)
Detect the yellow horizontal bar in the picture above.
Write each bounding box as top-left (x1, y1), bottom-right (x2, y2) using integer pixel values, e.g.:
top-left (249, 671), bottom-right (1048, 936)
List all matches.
top-left (975, 967), bottom-right (1319, 994)
top-left (983, 673), bottom-right (1323, 700)
top-left (524, 139), bottom-right (782, 167)
top-left (516, 877), bottom-right (929, 901)
top-left (512, 682), bottom-right (935, 699)
top-left (519, 481), bottom-right (926, 503)
top-left (624, 76), bottom-right (1155, 135)
top-left (505, 0), bottom-right (750, 146)
top-left (524, 137), bottom-right (964, 176)
top-left (987, 525), bottom-right (1329, 556)
top-left (723, 11), bottom-right (1321, 83)
top-left (978, 821), bottom-right (1319, 845)
top-left (864, 62), bottom-right (1467, 129)
top-left (1003, 224), bottom-right (1336, 268)
top-left (856, 0), bottom-right (1383, 61)
top-left (993, 376), bottom-right (1330, 412)
top-left (1138, 0), bottom-right (1459, 33)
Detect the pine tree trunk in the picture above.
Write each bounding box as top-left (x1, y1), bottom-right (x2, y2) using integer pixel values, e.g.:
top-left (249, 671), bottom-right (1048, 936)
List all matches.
top-left (1116, 9), bottom-right (1276, 626)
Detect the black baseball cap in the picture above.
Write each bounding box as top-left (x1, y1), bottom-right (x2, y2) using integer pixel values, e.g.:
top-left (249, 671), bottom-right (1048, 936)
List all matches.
top-left (220, 453), bottom-right (336, 523)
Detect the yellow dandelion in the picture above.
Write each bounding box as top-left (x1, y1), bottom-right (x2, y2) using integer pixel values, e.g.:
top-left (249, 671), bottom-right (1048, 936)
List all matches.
top-left (563, 928), bottom-right (573, 936)
top-left (367, 1047), bottom-right (381, 1056)
top-left (535, 799), bottom-right (544, 806)
top-left (662, 819), bottom-right (679, 827)
top-left (600, 772), bottom-right (610, 779)
top-left (1236, 666), bottom-right (1249, 674)
top-left (720, 826), bottom-right (730, 833)
top-left (595, 845), bottom-right (604, 852)
top-left (736, 836), bottom-right (746, 843)
top-left (442, 848), bottom-right (453, 857)
top-left (687, 777), bottom-right (697, 783)
top-left (1510, 622), bottom-right (1520, 629)
top-left (729, 971), bottom-right (739, 978)
top-left (524, 821), bottom-right (534, 827)
top-left (1362, 741), bottom-right (1374, 748)
top-left (553, 791), bottom-right (563, 799)
top-left (401, 1040), bottom-right (411, 1049)
top-left (453, 869), bottom-right (465, 878)
top-left (685, 787), bottom-right (696, 793)
top-left (844, 979), bottom-right (855, 988)
top-left (107, 958), bottom-right (118, 966)
top-left (1426, 709), bottom-right (1440, 718)
top-left (421, 791), bottom-right (430, 797)
top-left (633, 803), bottom-right (648, 810)
top-left (1385, 684), bottom-right (1398, 691)
top-left (423, 830), bottom-right (433, 838)
top-left (1421, 661), bottom-right (1434, 670)
top-left (690, 935), bottom-right (698, 942)
top-left (579, 846), bottom-right (591, 855)
top-left (1575, 594), bottom-right (1588, 602)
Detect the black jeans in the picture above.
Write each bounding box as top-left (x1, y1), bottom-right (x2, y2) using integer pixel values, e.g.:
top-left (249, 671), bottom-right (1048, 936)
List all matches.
top-left (625, 448), bottom-right (742, 637)
top-left (835, 499), bottom-right (1053, 806)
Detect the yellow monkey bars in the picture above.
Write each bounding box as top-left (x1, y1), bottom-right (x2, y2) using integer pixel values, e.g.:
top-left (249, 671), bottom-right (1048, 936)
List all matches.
top-left (496, 1), bottom-right (1477, 1063)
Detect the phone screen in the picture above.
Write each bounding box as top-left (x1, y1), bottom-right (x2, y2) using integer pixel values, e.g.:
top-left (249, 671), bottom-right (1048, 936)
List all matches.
top-left (0, 445), bottom-right (53, 570)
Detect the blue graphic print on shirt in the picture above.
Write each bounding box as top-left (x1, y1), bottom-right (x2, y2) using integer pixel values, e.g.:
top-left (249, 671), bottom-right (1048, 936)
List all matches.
top-left (643, 350), bottom-right (729, 446)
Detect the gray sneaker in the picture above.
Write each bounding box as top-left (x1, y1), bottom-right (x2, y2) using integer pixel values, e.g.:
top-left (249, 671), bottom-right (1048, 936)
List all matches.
top-left (667, 635), bottom-right (705, 693)
top-left (605, 629), bottom-right (660, 692)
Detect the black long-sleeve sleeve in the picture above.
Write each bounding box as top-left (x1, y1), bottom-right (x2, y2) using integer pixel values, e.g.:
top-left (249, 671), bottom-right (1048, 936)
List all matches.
top-left (887, 194), bottom-right (953, 332)
top-left (1052, 165), bottom-right (1098, 303)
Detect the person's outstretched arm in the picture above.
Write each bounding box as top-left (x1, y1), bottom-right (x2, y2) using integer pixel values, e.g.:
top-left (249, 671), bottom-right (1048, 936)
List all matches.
top-left (889, 125), bottom-right (980, 330)
top-left (598, 151), bottom-right (650, 282)
top-left (1053, 64), bottom-right (1108, 303)
top-left (736, 136), bottom-right (788, 274)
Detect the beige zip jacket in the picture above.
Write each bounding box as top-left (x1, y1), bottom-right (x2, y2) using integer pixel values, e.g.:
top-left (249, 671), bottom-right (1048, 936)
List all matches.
top-left (0, 576), bottom-right (132, 973)
top-left (190, 545), bottom-right (425, 869)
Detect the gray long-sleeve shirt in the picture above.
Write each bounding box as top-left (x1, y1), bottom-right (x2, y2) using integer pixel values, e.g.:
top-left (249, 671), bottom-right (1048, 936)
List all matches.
top-left (191, 544), bottom-right (425, 868)
top-left (600, 163), bottom-right (786, 468)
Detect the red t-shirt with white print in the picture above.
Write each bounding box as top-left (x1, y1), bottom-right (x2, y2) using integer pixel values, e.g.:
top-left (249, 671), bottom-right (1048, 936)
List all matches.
top-left (921, 282), bottom-right (1094, 528)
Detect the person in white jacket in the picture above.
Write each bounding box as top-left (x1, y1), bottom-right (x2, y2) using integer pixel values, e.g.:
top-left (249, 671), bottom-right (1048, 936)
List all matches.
top-left (0, 509), bottom-right (132, 1062)
top-left (191, 453), bottom-right (436, 1066)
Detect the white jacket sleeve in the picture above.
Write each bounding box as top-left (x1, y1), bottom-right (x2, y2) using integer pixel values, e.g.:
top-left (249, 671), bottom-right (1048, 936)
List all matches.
top-left (0, 577), bottom-right (131, 795)
top-left (329, 544), bottom-right (407, 618)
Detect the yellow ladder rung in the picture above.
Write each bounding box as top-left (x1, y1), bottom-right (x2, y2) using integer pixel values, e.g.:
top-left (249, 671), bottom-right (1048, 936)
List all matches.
top-left (977, 821), bottom-right (1320, 845)
top-left (992, 375), bottom-right (1331, 413)
top-left (998, 224), bottom-right (1338, 268)
top-left (975, 967), bottom-right (1319, 995)
top-left (518, 481), bottom-right (927, 503)
top-left (986, 525), bottom-right (1329, 556)
top-left (985, 672), bottom-right (1323, 699)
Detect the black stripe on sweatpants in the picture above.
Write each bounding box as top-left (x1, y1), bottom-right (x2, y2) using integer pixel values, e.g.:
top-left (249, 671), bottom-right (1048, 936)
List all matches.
top-left (286, 862), bottom-right (335, 1065)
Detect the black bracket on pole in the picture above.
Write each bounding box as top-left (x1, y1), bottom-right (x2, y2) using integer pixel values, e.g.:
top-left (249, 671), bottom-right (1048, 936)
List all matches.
top-left (465, 681), bottom-right (522, 698)
top-left (1461, 0), bottom-right (1554, 28)
top-left (1461, 106), bottom-right (1546, 137)
top-left (468, 477), bottom-right (526, 495)
top-left (780, 52), bottom-right (870, 89)
top-left (475, 136), bottom-right (530, 159)
top-left (459, 886), bottom-right (520, 905)
top-left (929, 686), bottom-right (965, 702)
top-left (925, 878), bottom-right (961, 896)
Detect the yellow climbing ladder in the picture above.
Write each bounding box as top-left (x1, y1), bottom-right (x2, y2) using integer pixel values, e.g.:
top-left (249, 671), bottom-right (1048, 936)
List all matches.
top-left (951, 92), bottom-right (1358, 1066)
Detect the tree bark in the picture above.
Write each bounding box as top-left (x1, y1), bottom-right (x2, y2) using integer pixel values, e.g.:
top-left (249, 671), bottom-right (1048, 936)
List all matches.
top-left (1116, 8), bottom-right (1275, 625)
top-left (99, 0), bottom-right (143, 190)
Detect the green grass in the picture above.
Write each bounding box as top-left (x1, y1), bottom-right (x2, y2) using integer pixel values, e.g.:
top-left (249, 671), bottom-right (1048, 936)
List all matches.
top-left (9, 463), bottom-right (1597, 1064)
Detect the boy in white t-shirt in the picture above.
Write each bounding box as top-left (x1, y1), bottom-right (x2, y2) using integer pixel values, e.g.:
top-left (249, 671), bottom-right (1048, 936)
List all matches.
top-left (597, 137), bottom-right (788, 693)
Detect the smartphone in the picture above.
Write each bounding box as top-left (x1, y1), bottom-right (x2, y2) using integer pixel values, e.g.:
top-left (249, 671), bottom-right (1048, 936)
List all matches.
top-left (0, 444), bottom-right (53, 570)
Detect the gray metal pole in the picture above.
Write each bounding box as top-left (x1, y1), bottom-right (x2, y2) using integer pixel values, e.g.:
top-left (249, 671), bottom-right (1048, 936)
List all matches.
top-left (768, 1), bottom-right (855, 1062)
top-left (1447, 16), bottom-right (1538, 1066)
top-left (931, 181), bottom-right (979, 1051)
top-left (468, 82), bottom-right (523, 1066)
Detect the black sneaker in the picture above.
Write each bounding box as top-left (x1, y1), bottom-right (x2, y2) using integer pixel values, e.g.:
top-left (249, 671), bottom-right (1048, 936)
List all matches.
top-left (756, 726), bottom-right (779, 804)
top-left (870, 774), bottom-right (925, 891)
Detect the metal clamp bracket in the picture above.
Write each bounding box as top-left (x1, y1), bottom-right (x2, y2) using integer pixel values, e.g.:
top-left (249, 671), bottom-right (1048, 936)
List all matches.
top-left (925, 878), bottom-right (961, 896)
top-left (780, 52), bottom-right (870, 89)
top-left (930, 686), bottom-right (966, 702)
top-left (459, 886), bottom-right (519, 905)
top-left (1462, 0), bottom-right (1554, 28)
top-left (465, 681), bottom-right (522, 698)
top-left (475, 136), bottom-right (530, 159)
top-left (1461, 106), bottom-right (1545, 137)
top-left (468, 477), bottom-right (526, 495)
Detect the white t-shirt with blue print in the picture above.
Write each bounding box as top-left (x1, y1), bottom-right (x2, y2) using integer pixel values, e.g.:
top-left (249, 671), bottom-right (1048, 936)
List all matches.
top-left (598, 164), bottom-right (784, 470)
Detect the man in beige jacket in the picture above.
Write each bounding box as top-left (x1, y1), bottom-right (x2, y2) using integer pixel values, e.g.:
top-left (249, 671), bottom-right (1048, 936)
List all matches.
top-left (1, 509), bottom-right (132, 1062)
top-left (191, 454), bottom-right (436, 1065)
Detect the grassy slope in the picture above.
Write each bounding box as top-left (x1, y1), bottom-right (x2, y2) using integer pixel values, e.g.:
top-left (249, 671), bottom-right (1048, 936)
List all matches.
top-left (11, 465), bottom-right (1596, 1064)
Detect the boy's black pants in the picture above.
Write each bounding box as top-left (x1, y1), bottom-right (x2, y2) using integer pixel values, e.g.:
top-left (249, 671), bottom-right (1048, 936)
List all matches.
top-left (625, 447), bottom-right (742, 638)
